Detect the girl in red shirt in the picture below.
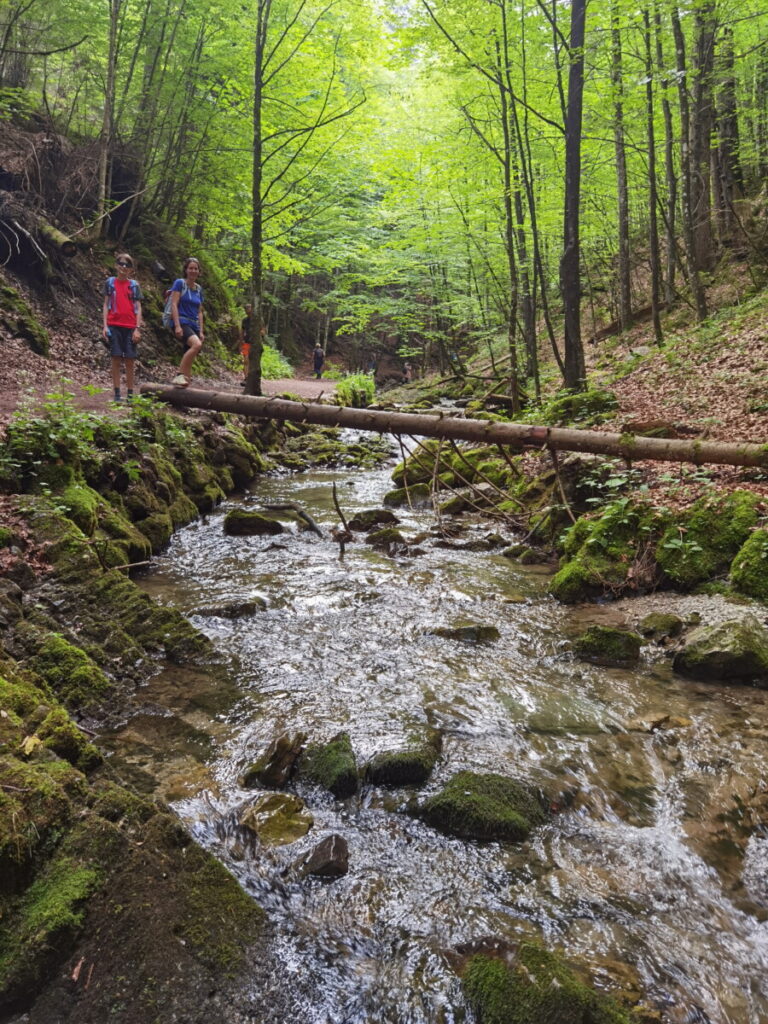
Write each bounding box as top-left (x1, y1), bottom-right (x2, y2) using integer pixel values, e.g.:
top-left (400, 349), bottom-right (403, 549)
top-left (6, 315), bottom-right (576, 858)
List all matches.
top-left (102, 252), bottom-right (143, 402)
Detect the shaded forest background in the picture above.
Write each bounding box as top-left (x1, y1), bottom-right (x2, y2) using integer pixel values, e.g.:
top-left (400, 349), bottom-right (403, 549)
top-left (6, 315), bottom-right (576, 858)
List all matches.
top-left (1, 0), bottom-right (768, 396)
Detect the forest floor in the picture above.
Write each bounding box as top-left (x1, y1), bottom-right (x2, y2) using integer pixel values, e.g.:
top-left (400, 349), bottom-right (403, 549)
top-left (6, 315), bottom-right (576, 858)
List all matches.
top-left (2, 272), bottom-right (768, 515)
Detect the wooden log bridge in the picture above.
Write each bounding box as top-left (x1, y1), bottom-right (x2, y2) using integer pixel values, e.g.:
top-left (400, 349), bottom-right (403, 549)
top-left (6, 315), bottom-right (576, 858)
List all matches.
top-left (139, 383), bottom-right (768, 470)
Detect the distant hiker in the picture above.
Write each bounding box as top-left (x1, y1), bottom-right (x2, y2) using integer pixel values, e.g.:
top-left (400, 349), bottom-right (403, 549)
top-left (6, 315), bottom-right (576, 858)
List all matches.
top-left (170, 257), bottom-right (204, 388)
top-left (102, 252), bottom-right (142, 403)
top-left (240, 303), bottom-right (253, 384)
top-left (313, 343), bottom-right (325, 379)
top-left (404, 361), bottom-right (413, 383)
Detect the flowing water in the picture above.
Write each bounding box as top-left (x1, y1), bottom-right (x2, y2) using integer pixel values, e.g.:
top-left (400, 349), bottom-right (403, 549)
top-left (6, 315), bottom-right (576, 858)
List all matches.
top-left (106, 446), bottom-right (768, 1024)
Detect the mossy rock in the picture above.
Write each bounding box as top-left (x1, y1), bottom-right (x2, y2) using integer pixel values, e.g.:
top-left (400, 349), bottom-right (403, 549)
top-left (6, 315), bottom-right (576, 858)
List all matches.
top-left (366, 742), bottom-right (439, 787)
top-left (297, 731), bottom-right (358, 798)
top-left (223, 509), bottom-right (285, 536)
top-left (573, 626), bottom-right (642, 667)
top-left (429, 622), bottom-right (500, 644)
top-left (238, 792), bottom-right (314, 846)
top-left (348, 508), bottom-right (400, 532)
top-left (638, 612), bottom-right (684, 639)
top-left (672, 616), bottom-right (768, 686)
top-left (461, 941), bottom-right (630, 1024)
top-left (365, 526), bottom-right (407, 549)
top-left (28, 634), bottom-right (111, 710)
top-left (550, 500), bottom-right (665, 604)
top-left (731, 528), bottom-right (768, 602)
top-left (58, 483), bottom-right (101, 537)
top-left (383, 483), bottom-right (432, 508)
top-left (0, 283), bottom-right (50, 356)
top-left (134, 510), bottom-right (174, 550)
top-left (542, 387), bottom-right (619, 426)
top-left (391, 439), bottom-right (444, 486)
top-left (36, 708), bottom-right (102, 772)
top-left (419, 770), bottom-right (546, 842)
top-left (239, 730), bottom-right (306, 789)
top-left (656, 490), bottom-right (760, 590)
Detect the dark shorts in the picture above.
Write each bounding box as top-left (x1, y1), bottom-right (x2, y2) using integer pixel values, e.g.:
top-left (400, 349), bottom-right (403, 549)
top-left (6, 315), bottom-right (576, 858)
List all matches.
top-left (109, 325), bottom-right (137, 359)
top-left (179, 322), bottom-right (201, 349)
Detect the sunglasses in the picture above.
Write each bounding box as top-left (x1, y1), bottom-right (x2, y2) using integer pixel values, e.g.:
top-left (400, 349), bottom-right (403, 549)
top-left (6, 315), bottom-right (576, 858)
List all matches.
top-left (116, 261), bottom-right (131, 268)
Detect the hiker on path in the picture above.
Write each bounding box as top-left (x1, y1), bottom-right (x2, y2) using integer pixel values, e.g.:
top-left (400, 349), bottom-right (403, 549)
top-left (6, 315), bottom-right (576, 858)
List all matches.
top-left (102, 252), bottom-right (142, 403)
top-left (170, 257), bottom-right (204, 387)
top-left (313, 343), bottom-right (325, 379)
top-left (240, 303), bottom-right (253, 383)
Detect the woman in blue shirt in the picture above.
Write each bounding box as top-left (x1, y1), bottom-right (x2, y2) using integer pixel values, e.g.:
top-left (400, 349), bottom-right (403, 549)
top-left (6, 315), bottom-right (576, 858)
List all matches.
top-left (170, 257), bottom-right (204, 387)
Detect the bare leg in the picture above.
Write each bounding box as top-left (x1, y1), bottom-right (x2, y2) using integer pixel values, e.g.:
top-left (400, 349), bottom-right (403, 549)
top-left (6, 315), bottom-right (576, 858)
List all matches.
top-left (111, 356), bottom-right (122, 389)
top-left (179, 336), bottom-right (202, 378)
top-left (125, 359), bottom-right (135, 390)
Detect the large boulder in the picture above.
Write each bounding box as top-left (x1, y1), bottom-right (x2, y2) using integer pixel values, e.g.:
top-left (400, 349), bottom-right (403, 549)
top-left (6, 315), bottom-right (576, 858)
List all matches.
top-left (223, 509), bottom-right (284, 535)
top-left (672, 616), bottom-right (768, 686)
top-left (419, 771), bottom-right (547, 842)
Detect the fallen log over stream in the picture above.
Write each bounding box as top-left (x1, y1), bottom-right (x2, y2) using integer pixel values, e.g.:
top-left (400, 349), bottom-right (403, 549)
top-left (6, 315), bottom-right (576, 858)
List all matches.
top-left (140, 383), bottom-right (768, 469)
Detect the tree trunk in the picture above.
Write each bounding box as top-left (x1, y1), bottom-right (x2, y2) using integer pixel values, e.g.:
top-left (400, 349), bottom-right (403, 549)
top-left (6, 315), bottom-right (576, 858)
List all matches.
top-left (690, 0), bottom-right (717, 272)
top-left (643, 7), bottom-right (662, 344)
top-left (671, 6), bottom-right (707, 320)
top-left (140, 383), bottom-right (768, 470)
top-left (655, 3), bottom-right (677, 305)
top-left (611, 1), bottom-right (631, 332)
top-left (561, 0), bottom-right (587, 390)
top-left (94, 0), bottom-right (121, 240)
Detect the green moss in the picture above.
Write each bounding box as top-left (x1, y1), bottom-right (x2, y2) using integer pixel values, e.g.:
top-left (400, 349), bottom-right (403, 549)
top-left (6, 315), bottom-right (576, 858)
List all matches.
top-left (542, 388), bottom-right (618, 426)
top-left (383, 483), bottom-right (432, 508)
top-left (135, 510), bottom-right (174, 550)
top-left (0, 283), bottom-right (50, 356)
top-left (420, 770), bottom-right (546, 842)
top-left (638, 612), bottom-right (684, 639)
top-left (0, 527), bottom-right (13, 548)
top-left (462, 943), bottom-right (630, 1024)
top-left (28, 634), bottom-right (111, 710)
top-left (550, 500), bottom-right (665, 604)
top-left (59, 482), bottom-right (101, 536)
top-left (656, 490), bottom-right (759, 590)
top-left (366, 526), bottom-right (407, 548)
top-left (573, 626), bottom-right (642, 667)
top-left (298, 731), bottom-right (358, 798)
top-left (223, 509), bottom-right (285, 535)
top-left (366, 743), bottom-right (439, 787)
top-left (731, 528), bottom-right (768, 602)
top-left (176, 848), bottom-right (265, 973)
top-left (37, 708), bottom-right (102, 772)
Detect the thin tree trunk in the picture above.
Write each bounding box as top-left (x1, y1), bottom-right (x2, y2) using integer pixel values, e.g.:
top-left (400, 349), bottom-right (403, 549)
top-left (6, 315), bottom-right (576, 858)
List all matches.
top-left (642, 10), bottom-right (663, 345)
top-left (94, 0), bottom-right (120, 239)
top-left (655, 3), bottom-right (677, 304)
top-left (561, 0), bottom-right (586, 390)
top-left (611, 1), bottom-right (631, 331)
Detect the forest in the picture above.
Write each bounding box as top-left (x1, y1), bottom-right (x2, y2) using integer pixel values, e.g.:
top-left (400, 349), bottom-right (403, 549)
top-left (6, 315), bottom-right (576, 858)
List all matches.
top-left (2, 0), bottom-right (767, 393)
top-left (3, 1), bottom-right (768, 1023)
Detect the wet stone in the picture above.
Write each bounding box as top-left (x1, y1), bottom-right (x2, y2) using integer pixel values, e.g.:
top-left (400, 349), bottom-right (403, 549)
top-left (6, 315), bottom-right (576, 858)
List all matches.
top-left (428, 622), bottom-right (500, 644)
top-left (672, 615), bottom-right (768, 686)
top-left (573, 625), bottom-right (642, 668)
top-left (223, 509), bottom-right (285, 536)
top-left (348, 508), bottom-right (400, 532)
top-left (196, 597), bottom-right (267, 618)
top-left (238, 792), bottom-right (314, 846)
top-left (240, 730), bottom-right (307, 789)
top-left (293, 834), bottom-right (349, 879)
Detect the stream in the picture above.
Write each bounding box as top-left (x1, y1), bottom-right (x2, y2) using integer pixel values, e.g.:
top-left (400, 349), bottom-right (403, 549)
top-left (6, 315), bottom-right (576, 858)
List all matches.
top-left (104, 445), bottom-right (768, 1024)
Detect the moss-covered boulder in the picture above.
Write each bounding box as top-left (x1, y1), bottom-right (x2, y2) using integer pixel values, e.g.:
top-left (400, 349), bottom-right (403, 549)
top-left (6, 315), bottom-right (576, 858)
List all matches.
top-left (365, 526), bottom-right (407, 549)
top-left (638, 612), bottom-right (684, 639)
top-left (238, 792), bottom-right (314, 846)
top-left (36, 708), bottom-right (102, 772)
top-left (27, 634), bottom-right (111, 710)
top-left (656, 490), bottom-right (760, 590)
top-left (297, 731), bottom-right (358, 798)
top-left (573, 626), bottom-right (642, 667)
top-left (419, 770), bottom-right (546, 842)
top-left (542, 387), bottom-right (619, 426)
top-left (383, 483), bottom-right (432, 508)
top-left (0, 283), bottom-right (50, 356)
top-left (672, 616), bottom-right (768, 686)
top-left (461, 941), bottom-right (630, 1024)
top-left (731, 528), bottom-right (768, 602)
top-left (348, 508), bottom-right (400, 532)
top-left (366, 736), bottom-right (440, 788)
top-left (223, 509), bottom-right (285, 536)
top-left (550, 500), bottom-right (664, 604)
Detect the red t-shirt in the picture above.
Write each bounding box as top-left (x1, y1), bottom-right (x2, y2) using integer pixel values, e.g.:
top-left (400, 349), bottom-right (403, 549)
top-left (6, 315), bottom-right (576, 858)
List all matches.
top-left (105, 277), bottom-right (141, 328)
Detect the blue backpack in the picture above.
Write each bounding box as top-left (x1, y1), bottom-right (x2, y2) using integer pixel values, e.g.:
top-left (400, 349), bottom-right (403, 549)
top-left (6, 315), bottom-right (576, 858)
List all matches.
top-left (106, 276), bottom-right (141, 315)
top-left (162, 283), bottom-right (203, 329)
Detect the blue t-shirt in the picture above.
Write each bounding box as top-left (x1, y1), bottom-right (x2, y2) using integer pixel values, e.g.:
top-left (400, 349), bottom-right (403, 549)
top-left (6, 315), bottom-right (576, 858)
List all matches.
top-left (172, 279), bottom-right (203, 328)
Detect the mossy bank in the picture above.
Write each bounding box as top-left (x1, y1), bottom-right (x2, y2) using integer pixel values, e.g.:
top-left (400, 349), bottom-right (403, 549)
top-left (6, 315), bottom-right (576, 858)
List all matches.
top-left (0, 394), bottom-right (390, 1021)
